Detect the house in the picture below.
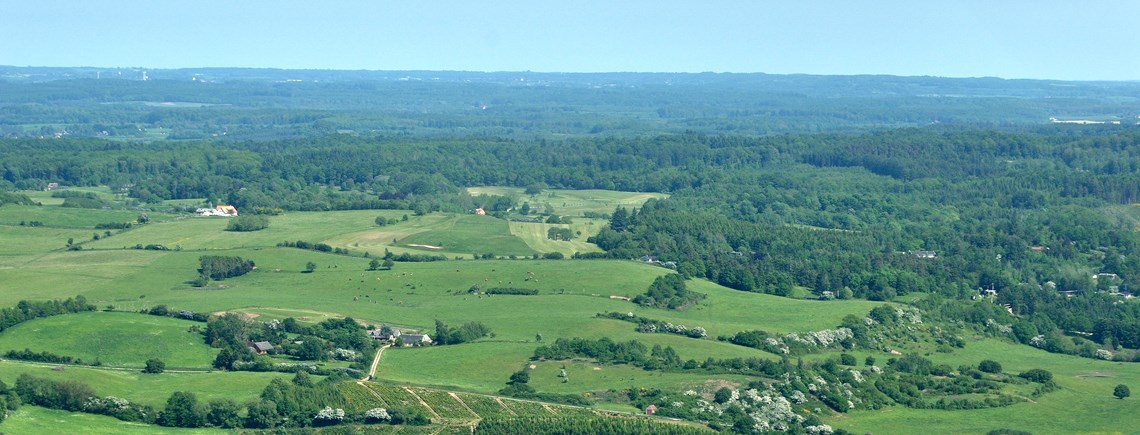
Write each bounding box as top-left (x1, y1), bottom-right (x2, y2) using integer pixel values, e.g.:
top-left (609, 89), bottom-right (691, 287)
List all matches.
top-left (474, 207), bottom-right (487, 215)
top-left (1030, 246), bottom-right (1049, 252)
top-left (215, 205), bottom-right (238, 216)
top-left (399, 334), bottom-right (432, 346)
top-left (911, 250), bottom-right (937, 259)
top-left (45, 182), bottom-right (60, 191)
top-left (645, 404), bottom-right (657, 415)
top-left (369, 327), bottom-right (401, 342)
top-left (248, 341), bottom-right (274, 355)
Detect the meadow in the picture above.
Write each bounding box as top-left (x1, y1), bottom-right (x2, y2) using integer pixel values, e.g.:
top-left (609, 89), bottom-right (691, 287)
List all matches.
top-left (465, 187), bottom-right (669, 217)
top-left (0, 311), bottom-right (217, 368)
top-left (3, 193), bottom-right (1140, 434)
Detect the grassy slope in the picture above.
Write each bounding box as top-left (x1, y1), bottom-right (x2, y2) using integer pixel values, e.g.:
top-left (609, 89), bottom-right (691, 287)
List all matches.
top-left (507, 220), bottom-right (605, 256)
top-left (397, 214), bottom-right (536, 257)
top-left (0, 311), bottom-right (217, 368)
top-left (832, 338), bottom-right (1140, 434)
top-left (0, 407), bottom-right (223, 435)
top-left (0, 360), bottom-right (283, 408)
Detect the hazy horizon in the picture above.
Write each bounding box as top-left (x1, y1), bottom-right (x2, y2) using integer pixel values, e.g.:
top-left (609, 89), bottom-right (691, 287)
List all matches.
top-left (3, 1), bottom-right (1138, 81)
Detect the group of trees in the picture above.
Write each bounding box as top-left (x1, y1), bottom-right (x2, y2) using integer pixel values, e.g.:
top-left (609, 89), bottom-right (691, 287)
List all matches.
top-left (433, 319), bottom-right (492, 345)
top-left (631, 273), bottom-right (705, 310)
top-left (195, 255), bottom-right (255, 284)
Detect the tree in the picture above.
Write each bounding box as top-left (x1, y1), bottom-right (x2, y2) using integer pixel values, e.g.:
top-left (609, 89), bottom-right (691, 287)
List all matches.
top-left (369, 258), bottom-right (380, 271)
top-left (978, 359), bottom-right (1003, 374)
top-left (535, 332), bottom-right (543, 342)
top-left (143, 358), bottom-right (166, 374)
top-left (1115, 384), bottom-right (1131, 399)
top-left (714, 387), bottom-right (733, 404)
top-left (159, 391), bottom-right (206, 428)
top-left (382, 258), bottom-right (394, 270)
top-left (304, 261), bottom-right (316, 273)
top-left (206, 399), bottom-right (242, 428)
top-left (292, 370), bottom-right (313, 387)
top-left (245, 400), bottom-right (279, 429)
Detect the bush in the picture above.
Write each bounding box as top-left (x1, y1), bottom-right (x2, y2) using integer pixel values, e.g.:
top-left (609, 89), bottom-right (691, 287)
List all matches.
top-left (1018, 368), bottom-right (1053, 383)
top-left (225, 215), bottom-right (269, 232)
top-left (978, 359), bottom-right (1003, 374)
top-left (143, 358), bottom-right (166, 374)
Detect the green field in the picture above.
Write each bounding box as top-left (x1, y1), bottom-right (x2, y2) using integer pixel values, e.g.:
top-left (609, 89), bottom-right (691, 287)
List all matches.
top-left (0, 407), bottom-right (223, 435)
top-left (466, 187), bottom-right (668, 217)
top-left (4, 198), bottom-right (1140, 434)
top-left (0, 311), bottom-right (217, 368)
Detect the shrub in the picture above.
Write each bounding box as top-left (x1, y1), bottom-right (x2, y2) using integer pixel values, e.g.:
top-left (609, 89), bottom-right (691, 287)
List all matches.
top-left (978, 359), bottom-right (1002, 374)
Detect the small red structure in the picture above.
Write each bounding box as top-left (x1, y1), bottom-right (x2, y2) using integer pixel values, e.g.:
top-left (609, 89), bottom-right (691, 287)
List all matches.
top-left (645, 404), bottom-right (657, 415)
top-left (474, 207), bottom-right (486, 215)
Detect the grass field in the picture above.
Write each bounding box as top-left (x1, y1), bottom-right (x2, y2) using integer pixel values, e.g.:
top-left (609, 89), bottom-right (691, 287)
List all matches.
top-left (466, 187), bottom-right (668, 217)
top-left (507, 219), bottom-right (605, 256)
top-left (0, 359), bottom-right (284, 408)
top-left (5, 198), bottom-right (1140, 433)
top-left (0, 407), bottom-right (223, 434)
top-left (0, 311), bottom-right (217, 368)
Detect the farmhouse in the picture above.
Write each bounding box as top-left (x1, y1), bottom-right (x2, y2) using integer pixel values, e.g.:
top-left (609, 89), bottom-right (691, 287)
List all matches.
top-left (197, 205), bottom-right (239, 217)
top-left (645, 404), bottom-right (657, 415)
top-left (248, 341), bottom-right (275, 354)
top-left (369, 327), bottom-right (401, 342)
top-left (474, 207), bottom-right (486, 215)
top-left (400, 334), bottom-right (432, 346)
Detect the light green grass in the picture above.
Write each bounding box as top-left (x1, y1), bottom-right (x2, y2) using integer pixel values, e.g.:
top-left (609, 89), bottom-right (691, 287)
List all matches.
top-left (0, 225), bottom-right (102, 257)
top-left (527, 358), bottom-right (756, 395)
top-left (0, 204), bottom-right (150, 228)
top-left (466, 187), bottom-right (668, 217)
top-left (507, 220), bottom-right (604, 256)
top-left (0, 311), bottom-right (217, 368)
top-left (0, 359), bottom-right (284, 408)
top-left (397, 214), bottom-right (536, 257)
top-left (0, 407), bottom-right (224, 434)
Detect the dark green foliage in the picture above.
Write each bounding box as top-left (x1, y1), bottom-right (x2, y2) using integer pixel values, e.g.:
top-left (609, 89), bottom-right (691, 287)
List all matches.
top-left (197, 255), bottom-right (255, 280)
top-left (60, 196), bottom-right (106, 209)
top-left (4, 348), bottom-right (78, 364)
top-left (547, 227), bottom-right (573, 241)
top-left (158, 391), bottom-right (207, 428)
top-left (225, 215), bottom-right (269, 232)
top-left (1018, 368), bottom-right (1053, 383)
top-left (0, 296), bottom-right (96, 333)
top-left (840, 353), bottom-right (857, 366)
top-left (15, 374), bottom-right (95, 411)
top-left (0, 191), bottom-right (37, 206)
top-left (978, 359), bottom-right (1003, 374)
top-left (144, 358), bottom-right (166, 374)
top-left (986, 430), bottom-right (1033, 435)
top-left (632, 273), bottom-right (704, 310)
top-left (713, 387), bottom-right (732, 404)
top-left (94, 221), bottom-right (132, 229)
top-left (1115, 384), bottom-right (1131, 399)
top-left (434, 319), bottom-right (492, 345)
top-left (206, 399), bottom-right (242, 428)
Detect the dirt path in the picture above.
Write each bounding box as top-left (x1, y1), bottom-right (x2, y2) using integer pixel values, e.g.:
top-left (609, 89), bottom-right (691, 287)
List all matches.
top-left (404, 387), bottom-right (442, 420)
top-left (450, 392), bottom-right (480, 419)
top-left (362, 344), bottom-right (390, 381)
top-left (493, 397), bottom-right (518, 416)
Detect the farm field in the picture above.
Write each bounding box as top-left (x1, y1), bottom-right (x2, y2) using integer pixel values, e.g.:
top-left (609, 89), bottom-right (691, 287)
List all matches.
top-left (465, 187), bottom-right (669, 217)
top-left (0, 407), bottom-right (223, 435)
top-left (2, 194), bottom-right (1139, 434)
top-left (0, 311), bottom-right (217, 368)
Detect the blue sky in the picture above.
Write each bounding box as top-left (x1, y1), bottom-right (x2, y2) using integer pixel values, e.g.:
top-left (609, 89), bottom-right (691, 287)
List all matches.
top-left (2, 1), bottom-right (1137, 80)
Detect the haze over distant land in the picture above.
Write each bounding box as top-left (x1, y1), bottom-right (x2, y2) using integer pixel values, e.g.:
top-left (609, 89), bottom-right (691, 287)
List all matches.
top-left (1, 1), bottom-right (1137, 81)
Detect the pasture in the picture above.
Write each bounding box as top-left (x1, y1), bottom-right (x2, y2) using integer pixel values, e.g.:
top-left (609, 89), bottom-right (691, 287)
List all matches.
top-left (0, 407), bottom-right (223, 435)
top-left (466, 187), bottom-right (669, 217)
top-left (0, 311), bottom-right (217, 368)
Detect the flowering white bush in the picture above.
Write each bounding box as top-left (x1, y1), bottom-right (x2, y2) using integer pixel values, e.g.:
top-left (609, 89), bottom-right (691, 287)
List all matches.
top-left (1096, 349), bottom-right (1113, 360)
top-left (315, 406), bottom-right (345, 421)
top-left (790, 390), bottom-right (807, 404)
top-left (364, 407), bottom-right (390, 421)
top-left (806, 424), bottom-right (834, 434)
top-left (1029, 334), bottom-right (1046, 347)
top-left (333, 348), bottom-right (358, 360)
top-left (849, 369), bottom-right (864, 383)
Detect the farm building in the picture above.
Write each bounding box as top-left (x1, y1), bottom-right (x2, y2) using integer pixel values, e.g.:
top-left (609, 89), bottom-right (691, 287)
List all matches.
top-left (400, 334), bottom-right (432, 346)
